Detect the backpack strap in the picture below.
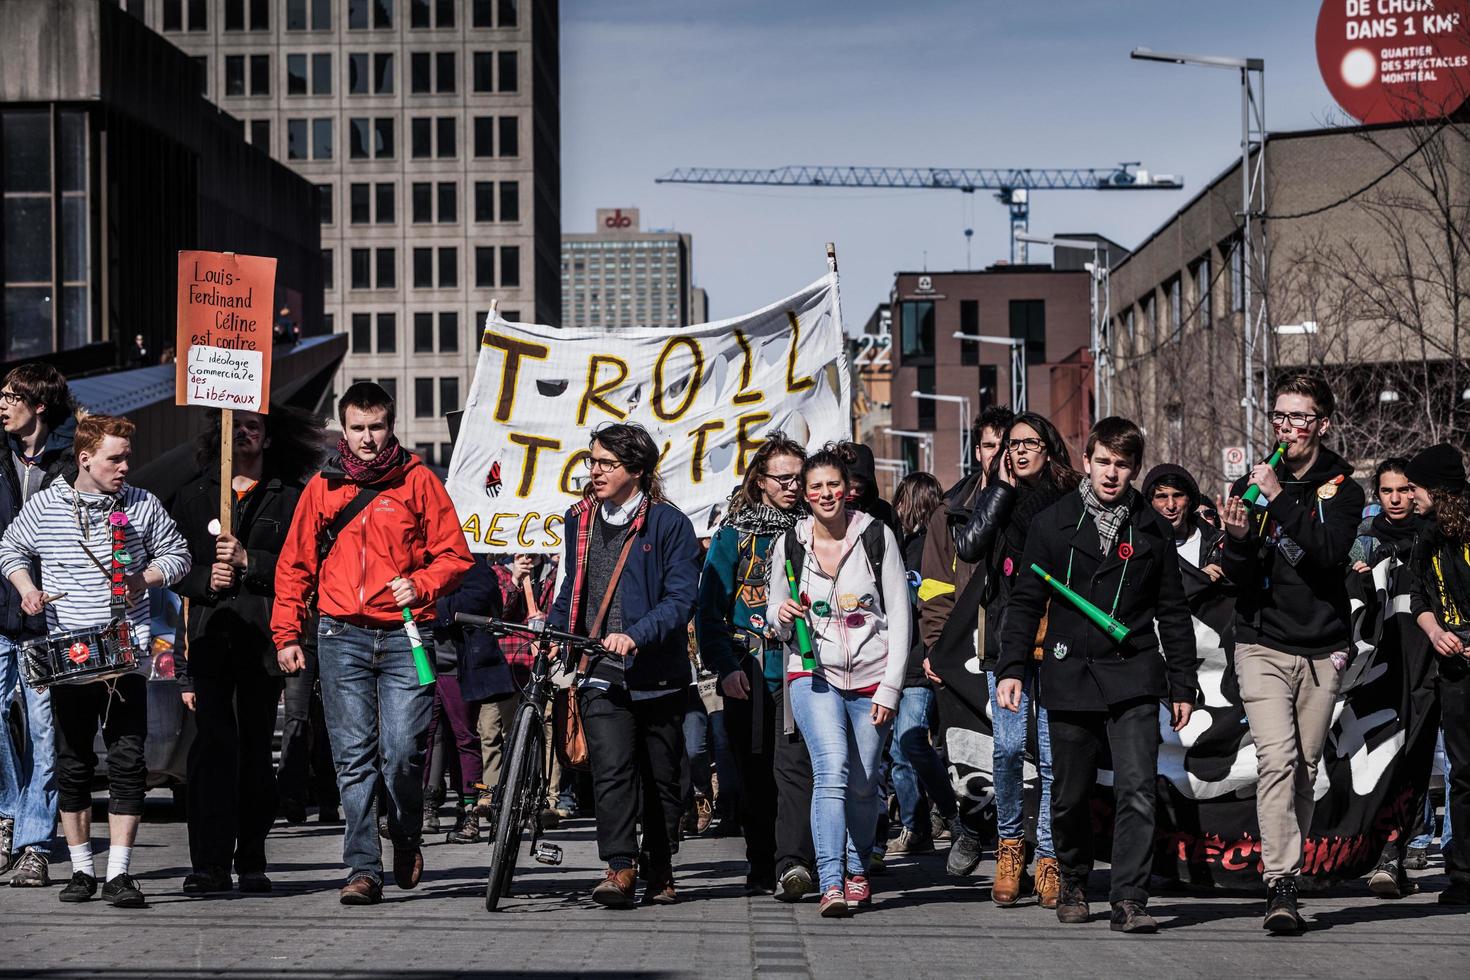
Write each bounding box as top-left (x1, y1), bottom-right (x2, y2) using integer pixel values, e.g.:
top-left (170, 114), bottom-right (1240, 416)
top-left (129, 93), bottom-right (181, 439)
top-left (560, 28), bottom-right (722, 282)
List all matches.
top-left (783, 527), bottom-right (805, 595)
top-left (860, 521), bottom-right (887, 614)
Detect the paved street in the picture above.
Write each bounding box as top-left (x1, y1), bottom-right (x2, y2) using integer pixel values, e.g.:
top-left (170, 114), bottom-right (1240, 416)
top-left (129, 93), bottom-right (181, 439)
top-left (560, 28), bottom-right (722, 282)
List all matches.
top-left (1, 793), bottom-right (1468, 979)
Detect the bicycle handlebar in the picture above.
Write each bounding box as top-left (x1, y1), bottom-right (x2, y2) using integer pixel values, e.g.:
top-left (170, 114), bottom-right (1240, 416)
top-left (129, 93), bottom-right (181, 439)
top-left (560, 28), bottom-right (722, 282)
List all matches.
top-left (453, 613), bottom-right (609, 655)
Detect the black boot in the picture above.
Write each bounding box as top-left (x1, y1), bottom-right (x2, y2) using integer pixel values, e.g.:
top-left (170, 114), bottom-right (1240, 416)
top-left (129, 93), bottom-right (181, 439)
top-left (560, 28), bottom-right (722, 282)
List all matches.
top-left (423, 785), bottom-right (445, 835)
top-left (1055, 874), bottom-right (1090, 924)
top-left (446, 809), bottom-right (480, 845)
top-left (1368, 852), bottom-right (1412, 899)
top-left (1264, 878), bottom-right (1306, 933)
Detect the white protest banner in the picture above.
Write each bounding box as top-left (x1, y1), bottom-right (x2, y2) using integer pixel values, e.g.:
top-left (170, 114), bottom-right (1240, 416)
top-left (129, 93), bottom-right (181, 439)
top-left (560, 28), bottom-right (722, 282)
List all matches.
top-left (446, 271), bottom-right (851, 552)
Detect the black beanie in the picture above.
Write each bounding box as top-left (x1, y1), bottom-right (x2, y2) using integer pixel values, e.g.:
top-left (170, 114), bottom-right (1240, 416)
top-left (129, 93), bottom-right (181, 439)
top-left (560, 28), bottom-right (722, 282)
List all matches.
top-left (1406, 443), bottom-right (1467, 495)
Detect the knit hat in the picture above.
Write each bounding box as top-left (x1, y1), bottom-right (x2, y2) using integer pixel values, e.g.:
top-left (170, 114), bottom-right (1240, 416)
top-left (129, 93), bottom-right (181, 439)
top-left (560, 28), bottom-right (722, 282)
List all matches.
top-left (1406, 443), bottom-right (1468, 495)
top-left (1141, 463), bottom-right (1201, 512)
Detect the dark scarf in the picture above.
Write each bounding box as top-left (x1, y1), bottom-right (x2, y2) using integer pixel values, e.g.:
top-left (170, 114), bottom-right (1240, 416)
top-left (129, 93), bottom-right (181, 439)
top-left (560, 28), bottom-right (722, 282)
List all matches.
top-left (335, 435), bottom-right (406, 485)
top-left (721, 500), bottom-right (796, 537)
top-left (1371, 512), bottom-right (1420, 555)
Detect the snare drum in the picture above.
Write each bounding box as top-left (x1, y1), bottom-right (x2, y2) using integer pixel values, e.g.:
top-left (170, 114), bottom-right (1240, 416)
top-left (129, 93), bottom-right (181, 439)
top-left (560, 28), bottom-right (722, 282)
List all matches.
top-left (20, 620), bottom-right (138, 689)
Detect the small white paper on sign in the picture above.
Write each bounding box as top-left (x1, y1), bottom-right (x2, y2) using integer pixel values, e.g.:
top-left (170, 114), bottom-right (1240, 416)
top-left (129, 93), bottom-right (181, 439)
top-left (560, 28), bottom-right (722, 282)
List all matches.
top-left (185, 345), bottom-right (264, 412)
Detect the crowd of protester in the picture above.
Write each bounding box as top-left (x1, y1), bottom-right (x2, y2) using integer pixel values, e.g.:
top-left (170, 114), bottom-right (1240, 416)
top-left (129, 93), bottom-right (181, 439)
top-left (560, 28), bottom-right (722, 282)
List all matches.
top-left (0, 364), bottom-right (1467, 935)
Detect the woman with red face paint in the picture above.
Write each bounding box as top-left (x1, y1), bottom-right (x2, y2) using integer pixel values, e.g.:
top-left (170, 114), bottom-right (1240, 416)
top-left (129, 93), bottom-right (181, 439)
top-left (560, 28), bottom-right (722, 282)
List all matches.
top-left (765, 446), bottom-right (910, 917)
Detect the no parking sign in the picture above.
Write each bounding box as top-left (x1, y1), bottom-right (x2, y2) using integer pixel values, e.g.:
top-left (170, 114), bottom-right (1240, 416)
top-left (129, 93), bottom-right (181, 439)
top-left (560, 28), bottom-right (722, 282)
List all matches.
top-left (1222, 445), bottom-right (1248, 480)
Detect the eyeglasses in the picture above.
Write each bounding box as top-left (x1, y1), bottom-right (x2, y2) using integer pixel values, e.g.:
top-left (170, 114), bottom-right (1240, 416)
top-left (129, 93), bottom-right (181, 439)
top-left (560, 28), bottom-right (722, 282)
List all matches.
top-left (0, 391), bottom-right (23, 405)
top-left (1269, 411), bottom-right (1321, 428)
top-left (585, 457), bottom-right (624, 473)
top-left (763, 473), bottom-right (801, 488)
top-left (1007, 437), bottom-right (1045, 452)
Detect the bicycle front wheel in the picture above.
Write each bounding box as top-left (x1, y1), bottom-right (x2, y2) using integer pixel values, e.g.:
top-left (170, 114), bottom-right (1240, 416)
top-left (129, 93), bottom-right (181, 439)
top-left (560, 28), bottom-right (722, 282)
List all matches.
top-left (485, 702), bottom-right (543, 912)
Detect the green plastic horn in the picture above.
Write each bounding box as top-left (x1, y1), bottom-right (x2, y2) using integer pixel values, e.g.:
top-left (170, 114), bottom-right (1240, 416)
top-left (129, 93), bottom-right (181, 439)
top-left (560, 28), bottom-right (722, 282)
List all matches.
top-left (1029, 563), bottom-right (1130, 644)
top-left (1241, 443), bottom-right (1288, 505)
top-left (785, 559), bottom-right (817, 670)
top-left (402, 607), bottom-right (437, 686)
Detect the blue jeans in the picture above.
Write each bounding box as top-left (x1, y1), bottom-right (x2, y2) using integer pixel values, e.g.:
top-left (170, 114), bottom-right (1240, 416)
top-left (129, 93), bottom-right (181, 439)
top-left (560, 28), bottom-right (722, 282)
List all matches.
top-left (1411, 729), bottom-right (1453, 853)
top-left (890, 686), bottom-right (957, 830)
top-left (0, 635), bottom-right (57, 853)
top-left (987, 670), bottom-right (1054, 858)
top-left (317, 616), bottom-right (435, 882)
top-left (788, 676), bottom-right (891, 891)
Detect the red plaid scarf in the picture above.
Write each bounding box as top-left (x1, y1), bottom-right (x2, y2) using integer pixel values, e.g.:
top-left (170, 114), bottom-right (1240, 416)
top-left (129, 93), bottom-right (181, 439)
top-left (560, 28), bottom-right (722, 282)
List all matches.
top-left (565, 494), bottom-right (650, 637)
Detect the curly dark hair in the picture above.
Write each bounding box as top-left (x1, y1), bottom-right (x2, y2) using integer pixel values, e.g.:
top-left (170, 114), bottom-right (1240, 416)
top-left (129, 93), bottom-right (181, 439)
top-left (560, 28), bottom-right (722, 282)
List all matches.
top-left (589, 422), bottom-right (666, 503)
top-left (1437, 489), bottom-right (1470, 544)
top-left (732, 431), bottom-right (806, 513)
top-left (194, 406), bottom-right (328, 485)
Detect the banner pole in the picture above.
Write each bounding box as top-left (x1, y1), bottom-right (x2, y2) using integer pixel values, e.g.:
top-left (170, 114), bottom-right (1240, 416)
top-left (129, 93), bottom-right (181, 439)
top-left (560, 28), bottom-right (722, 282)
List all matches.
top-left (218, 408), bottom-right (234, 537)
top-left (826, 242), bottom-right (837, 273)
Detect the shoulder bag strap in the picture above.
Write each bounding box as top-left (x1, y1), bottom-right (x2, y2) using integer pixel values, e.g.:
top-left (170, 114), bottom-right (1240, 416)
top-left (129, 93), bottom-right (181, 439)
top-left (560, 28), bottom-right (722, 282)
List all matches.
top-left (316, 484), bottom-right (385, 565)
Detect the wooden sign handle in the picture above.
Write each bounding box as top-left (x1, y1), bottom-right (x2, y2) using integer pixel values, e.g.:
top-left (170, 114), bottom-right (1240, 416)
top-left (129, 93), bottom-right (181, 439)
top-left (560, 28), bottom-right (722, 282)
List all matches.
top-left (218, 408), bottom-right (234, 537)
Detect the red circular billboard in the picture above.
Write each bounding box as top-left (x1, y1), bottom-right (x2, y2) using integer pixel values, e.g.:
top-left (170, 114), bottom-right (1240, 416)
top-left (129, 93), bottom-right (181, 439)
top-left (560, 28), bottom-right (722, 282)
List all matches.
top-left (1317, 0), bottom-right (1470, 123)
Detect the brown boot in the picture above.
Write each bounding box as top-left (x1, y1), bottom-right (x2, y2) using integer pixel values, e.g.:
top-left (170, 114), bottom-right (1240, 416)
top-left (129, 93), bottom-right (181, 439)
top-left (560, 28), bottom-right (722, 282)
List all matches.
top-left (991, 838), bottom-right (1026, 906)
top-left (339, 876), bottom-right (382, 906)
top-left (1035, 857), bottom-right (1060, 909)
top-left (591, 866), bottom-right (638, 908)
top-left (641, 865), bottom-right (677, 905)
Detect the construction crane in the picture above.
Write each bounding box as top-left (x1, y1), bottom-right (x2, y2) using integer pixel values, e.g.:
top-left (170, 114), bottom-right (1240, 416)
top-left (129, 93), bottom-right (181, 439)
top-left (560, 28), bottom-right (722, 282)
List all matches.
top-left (656, 163), bottom-right (1184, 264)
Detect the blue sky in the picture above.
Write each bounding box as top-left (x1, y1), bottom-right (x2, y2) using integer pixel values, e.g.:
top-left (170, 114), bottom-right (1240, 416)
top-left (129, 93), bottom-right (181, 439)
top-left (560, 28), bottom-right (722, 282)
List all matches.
top-left (561, 1), bottom-right (1341, 325)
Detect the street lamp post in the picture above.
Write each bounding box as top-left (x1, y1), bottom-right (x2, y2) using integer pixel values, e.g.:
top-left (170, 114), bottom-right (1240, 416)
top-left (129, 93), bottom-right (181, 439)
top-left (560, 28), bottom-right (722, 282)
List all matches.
top-left (1132, 47), bottom-right (1267, 459)
top-left (911, 390), bottom-right (972, 478)
top-left (1016, 233), bottom-right (1112, 418)
top-left (952, 332), bottom-right (1027, 412)
top-left (883, 427), bottom-right (935, 474)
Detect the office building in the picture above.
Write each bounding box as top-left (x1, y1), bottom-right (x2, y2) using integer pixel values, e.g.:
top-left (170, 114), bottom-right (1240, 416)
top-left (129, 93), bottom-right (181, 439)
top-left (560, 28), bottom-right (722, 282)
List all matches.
top-left (885, 264), bottom-right (1096, 487)
top-left (141, 0), bottom-right (561, 462)
top-left (561, 208), bottom-right (699, 328)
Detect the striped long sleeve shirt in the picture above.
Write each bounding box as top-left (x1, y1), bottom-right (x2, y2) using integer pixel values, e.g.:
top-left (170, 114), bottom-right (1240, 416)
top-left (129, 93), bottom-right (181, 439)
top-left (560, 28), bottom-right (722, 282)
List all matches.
top-left (0, 481), bottom-right (191, 666)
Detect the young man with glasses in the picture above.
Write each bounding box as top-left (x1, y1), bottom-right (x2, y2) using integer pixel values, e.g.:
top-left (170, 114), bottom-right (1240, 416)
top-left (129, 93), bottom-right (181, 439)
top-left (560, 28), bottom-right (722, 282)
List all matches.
top-left (0, 364), bottom-right (76, 887)
top-left (548, 423), bottom-right (701, 908)
top-left (1216, 373), bottom-right (1365, 933)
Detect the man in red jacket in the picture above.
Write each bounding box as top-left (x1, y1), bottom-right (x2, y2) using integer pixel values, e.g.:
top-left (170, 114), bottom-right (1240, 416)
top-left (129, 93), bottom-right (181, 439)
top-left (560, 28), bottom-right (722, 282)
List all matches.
top-left (273, 382), bottom-right (472, 906)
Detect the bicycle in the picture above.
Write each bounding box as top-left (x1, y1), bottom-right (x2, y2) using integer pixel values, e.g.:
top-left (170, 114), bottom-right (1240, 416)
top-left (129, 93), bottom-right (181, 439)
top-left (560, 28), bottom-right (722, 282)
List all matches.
top-left (454, 613), bottom-right (608, 911)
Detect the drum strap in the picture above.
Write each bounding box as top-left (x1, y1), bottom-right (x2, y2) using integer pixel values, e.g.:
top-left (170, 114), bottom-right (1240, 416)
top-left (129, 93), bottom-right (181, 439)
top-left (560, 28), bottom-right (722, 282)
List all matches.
top-left (106, 506), bottom-right (129, 621)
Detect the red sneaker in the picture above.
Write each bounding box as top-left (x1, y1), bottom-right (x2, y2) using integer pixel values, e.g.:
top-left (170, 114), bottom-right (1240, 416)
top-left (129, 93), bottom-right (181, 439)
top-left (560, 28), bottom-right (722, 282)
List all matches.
top-left (844, 875), bottom-right (872, 907)
top-left (818, 886), bottom-right (851, 918)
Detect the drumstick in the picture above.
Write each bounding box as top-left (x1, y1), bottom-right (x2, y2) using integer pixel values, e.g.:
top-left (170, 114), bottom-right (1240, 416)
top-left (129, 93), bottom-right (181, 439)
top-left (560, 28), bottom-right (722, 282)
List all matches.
top-left (41, 592), bottom-right (67, 605)
top-left (522, 575), bottom-right (541, 619)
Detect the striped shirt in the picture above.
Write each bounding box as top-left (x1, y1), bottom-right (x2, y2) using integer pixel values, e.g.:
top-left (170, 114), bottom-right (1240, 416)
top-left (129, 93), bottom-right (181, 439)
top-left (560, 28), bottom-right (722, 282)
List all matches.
top-left (0, 481), bottom-right (191, 665)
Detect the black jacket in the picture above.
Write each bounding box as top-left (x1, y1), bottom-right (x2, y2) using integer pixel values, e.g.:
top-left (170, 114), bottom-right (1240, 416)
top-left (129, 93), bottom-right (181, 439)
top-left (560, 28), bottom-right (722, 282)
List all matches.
top-left (437, 554), bottom-right (514, 701)
top-left (1222, 447), bottom-right (1365, 657)
top-left (900, 528), bottom-right (928, 689)
top-left (0, 418), bottom-right (76, 638)
top-left (998, 489), bottom-right (1198, 712)
top-left (170, 468), bottom-right (304, 686)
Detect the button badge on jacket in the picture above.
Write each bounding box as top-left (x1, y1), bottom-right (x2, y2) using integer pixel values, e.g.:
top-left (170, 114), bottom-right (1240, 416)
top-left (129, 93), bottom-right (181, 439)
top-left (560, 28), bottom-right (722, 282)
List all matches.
top-left (1052, 640), bottom-right (1069, 660)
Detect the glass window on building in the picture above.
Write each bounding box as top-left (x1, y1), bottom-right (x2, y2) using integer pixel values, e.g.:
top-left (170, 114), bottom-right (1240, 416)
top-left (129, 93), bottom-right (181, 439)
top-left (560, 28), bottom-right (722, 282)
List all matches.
top-left (410, 52), bottom-right (431, 93)
top-left (250, 119), bottom-right (270, 152)
top-left (375, 53), bottom-right (394, 93)
top-left (475, 247), bottom-right (494, 288)
top-left (1229, 237), bottom-right (1244, 313)
top-left (317, 182), bottom-right (333, 224)
top-left (499, 0), bottom-right (517, 27)
top-left (1168, 276), bottom-right (1182, 341)
top-left (438, 311), bottom-right (459, 352)
top-left (436, 117), bottom-right (457, 158)
top-left (312, 118), bottom-right (333, 159)
top-left (497, 116), bottom-right (518, 156)
top-left (436, 0), bottom-right (455, 27)
top-left (350, 118), bottom-right (371, 159)
top-left (473, 52), bottom-right (494, 92)
top-left (438, 247), bottom-right (458, 288)
top-left (413, 248), bottom-right (433, 287)
top-left (411, 182), bottom-right (432, 223)
top-left (899, 301), bottom-right (934, 358)
top-left (413, 312), bottom-right (433, 352)
top-left (375, 182), bottom-right (394, 224)
top-left (348, 0), bottom-right (369, 29)
top-left (350, 183), bottom-right (370, 223)
top-left (250, 55), bottom-right (270, 95)
top-left (959, 299), bottom-right (979, 365)
top-left (375, 0), bottom-right (394, 28)
top-left (313, 53), bottom-right (333, 94)
top-left (378, 378), bottom-right (398, 401)
top-left (440, 377), bottom-right (460, 416)
top-left (411, 117), bottom-right (432, 158)
top-left (978, 364), bottom-right (998, 410)
top-left (351, 312), bottom-right (371, 352)
top-left (917, 365), bottom-right (936, 429)
top-left (410, 0), bottom-right (430, 28)
top-left (1008, 299), bottom-right (1045, 364)
top-left (287, 0), bottom-right (308, 30)
top-left (225, 55), bottom-right (246, 96)
top-left (322, 248), bottom-right (334, 291)
top-left (472, 0), bottom-right (492, 27)
top-left (250, 0), bottom-right (269, 31)
top-left (415, 377), bottom-right (434, 417)
top-left (288, 119), bottom-right (308, 159)
top-left (163, 0), bottom-right (183, 31)
top-left (374, 117), bottom-right (394, 157)
top-left (500, 246), bottom-right (520, 288)
top-left (472, 117), bottom-right (493, 157)
top-left (376, 248), bottom-right (396, 289)
top-left (437, 182), bottom-right (456, 223)
top-left (350, 249), bottom-right (370, 289)
top-left (288, 54), bottom-right (309, 95)
top-left (188, 0), bottom-right (207, 30)
top-left (498, 51), bottom-right (518, 92)
top-left (349, 54), bottom-right (370, 95)
top-left (499, 181), bottom-right (519, 222)
top-left (225, 0), bottom-right (244, 31)
top-left (473, 180), bottom-right (493, 221)
top-left (1194, 256), bottom-right (1212, 329)
top-left (377, 312), bottom-right (397, 352)
top-left (436, 52), bottom-right (457, 93)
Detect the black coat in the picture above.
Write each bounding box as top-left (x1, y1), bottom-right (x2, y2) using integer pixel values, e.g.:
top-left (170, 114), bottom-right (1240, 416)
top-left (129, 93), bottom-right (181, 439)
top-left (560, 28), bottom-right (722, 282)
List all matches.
top-left (998, 489), bottom-right (1198, 712)
top-left (435, 554), bottom-right (514, 702)
top-left (170, 469), bottom-right (304, 686)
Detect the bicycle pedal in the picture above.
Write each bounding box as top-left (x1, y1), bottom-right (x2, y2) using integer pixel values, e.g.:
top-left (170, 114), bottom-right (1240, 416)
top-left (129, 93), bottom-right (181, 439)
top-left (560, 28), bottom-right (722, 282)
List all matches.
top-left (532, 842), bottom-right (563, 866)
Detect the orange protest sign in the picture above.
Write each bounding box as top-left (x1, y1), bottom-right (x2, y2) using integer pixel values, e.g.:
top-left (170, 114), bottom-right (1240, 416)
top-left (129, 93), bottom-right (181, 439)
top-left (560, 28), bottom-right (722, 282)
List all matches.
top-left (175, 250), bottom-right (277, 413)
